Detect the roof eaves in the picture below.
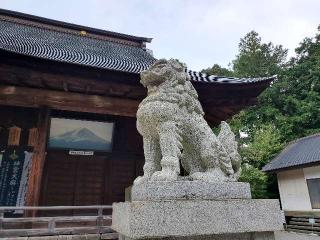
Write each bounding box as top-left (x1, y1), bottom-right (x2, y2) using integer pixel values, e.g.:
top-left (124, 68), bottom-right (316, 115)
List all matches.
top-left (263, 160), bottom-right (320, 173)
top-left (0, 48), bottom-right (151, 77)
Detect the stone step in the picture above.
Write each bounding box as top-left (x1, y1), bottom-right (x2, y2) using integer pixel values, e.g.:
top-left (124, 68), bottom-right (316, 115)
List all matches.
top-left (0, 233), bottom-right (119, 240)
top-left (101, 232), bottom-right (119, 239)
top-left (286, 228), bottom-right (320, 236)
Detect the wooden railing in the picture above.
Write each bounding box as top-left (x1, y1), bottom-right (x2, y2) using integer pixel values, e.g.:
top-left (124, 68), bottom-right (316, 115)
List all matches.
top-left (0, 205), bottom-right (117, 238)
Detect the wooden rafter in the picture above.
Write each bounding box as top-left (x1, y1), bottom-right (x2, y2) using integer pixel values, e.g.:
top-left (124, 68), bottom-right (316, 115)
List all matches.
top-left (0, 85), bottom-right (139, 117)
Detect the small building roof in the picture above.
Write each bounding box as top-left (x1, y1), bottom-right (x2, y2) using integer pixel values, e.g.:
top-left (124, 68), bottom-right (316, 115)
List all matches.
top-left (262, 134), bottom-right (320, 172)
top-left (0, 8), bottom-right (276, 84)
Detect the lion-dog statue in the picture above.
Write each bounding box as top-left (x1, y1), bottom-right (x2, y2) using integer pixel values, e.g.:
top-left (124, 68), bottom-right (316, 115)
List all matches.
top-left (135, 59), bottom-right (241, 184)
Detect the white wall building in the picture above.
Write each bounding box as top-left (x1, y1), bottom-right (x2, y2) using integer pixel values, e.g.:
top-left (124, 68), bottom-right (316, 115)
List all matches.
top-left (263, 134), bottom-right (320, 216)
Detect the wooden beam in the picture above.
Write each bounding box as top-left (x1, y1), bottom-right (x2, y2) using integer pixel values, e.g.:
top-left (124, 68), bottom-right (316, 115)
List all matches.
top-left (25, 108), bottom-right (50, 214)
top-left (0, 63), bottom-right (146, 98)
top-left (0, 85), bottom-right (139, 117)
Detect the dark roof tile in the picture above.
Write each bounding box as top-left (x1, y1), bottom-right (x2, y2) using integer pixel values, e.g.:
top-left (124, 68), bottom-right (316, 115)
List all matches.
top-left (0, 19), bottom-right (155, 74)
top-left (262, 134), bottom-right (320, 172)
top-left (0, 8), bottom-right (152, 43)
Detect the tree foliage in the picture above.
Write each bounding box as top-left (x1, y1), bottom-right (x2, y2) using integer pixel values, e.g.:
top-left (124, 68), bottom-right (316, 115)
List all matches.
top-left (232, 27), bottom-right (320, 142)
top-left (239, 164), bottom-right (268, 199)
top-left (232, 31), bottom-right (288, 77)
top-left (238, 125), bottom-right (283, 198)
top-left (240, 125), bottom-right (283, 169)
top-left (202, 64), bottom-right (233, 77)
top-left (204, 26), bottom-right (320, 198)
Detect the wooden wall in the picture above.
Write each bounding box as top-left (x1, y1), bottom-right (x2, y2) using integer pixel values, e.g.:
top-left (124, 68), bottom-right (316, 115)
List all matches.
top-left (0, 105), bottom-right (144, 212)
top-left (0, 105), bottom-right (38, 149)
top-left (38, 110), bottom-right (144, 212)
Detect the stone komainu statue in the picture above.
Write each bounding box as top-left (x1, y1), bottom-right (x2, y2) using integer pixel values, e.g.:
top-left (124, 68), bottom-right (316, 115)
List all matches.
top-left (135, 59), bottom-right (241, 184)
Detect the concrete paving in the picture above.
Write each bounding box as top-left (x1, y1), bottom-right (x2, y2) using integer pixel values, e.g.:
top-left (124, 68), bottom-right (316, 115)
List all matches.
top-left (275, 231), bottom-right (320, 240)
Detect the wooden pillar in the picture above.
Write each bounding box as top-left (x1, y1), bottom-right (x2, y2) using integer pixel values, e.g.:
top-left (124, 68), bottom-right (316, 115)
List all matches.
top-left (25, 108), bottom-right (50, 211)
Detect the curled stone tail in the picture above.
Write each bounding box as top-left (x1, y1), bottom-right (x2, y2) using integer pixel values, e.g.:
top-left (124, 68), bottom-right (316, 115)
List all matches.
top-left (217, 121), bottom-right (241, 180)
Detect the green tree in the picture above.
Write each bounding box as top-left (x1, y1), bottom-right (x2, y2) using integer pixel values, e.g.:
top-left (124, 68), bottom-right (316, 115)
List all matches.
top-left (230, 27), bottom-right (320, 198)
top-left (233, 27), bottom-right (320, 142)
top-left (232, 31), bottom-right (288, 77)
top-left (202, 64), bottom-right (234, 77)
top-left (240, 125), bottom-right (283, 169)
top-left (238, 125), bottom-right (283, 198)
top-left (239, 164), bottom-right (268, 199)
top-left (204, 27), bottom-right (320, 198)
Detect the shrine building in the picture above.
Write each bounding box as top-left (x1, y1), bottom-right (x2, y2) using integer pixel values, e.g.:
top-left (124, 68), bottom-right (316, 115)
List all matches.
top-left (0, 9), bottom-right (274, 212)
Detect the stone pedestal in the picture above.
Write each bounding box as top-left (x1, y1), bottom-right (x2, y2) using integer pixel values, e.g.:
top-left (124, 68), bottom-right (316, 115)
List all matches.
top-left (112, 181), bottom-right (283, 240)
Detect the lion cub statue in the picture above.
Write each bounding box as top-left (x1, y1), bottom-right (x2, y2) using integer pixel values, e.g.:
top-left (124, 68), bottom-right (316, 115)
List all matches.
top-left (135, 59), bottom-right (241, 184)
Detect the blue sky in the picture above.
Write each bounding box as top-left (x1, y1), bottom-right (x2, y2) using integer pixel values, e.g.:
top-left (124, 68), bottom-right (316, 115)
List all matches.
top-left (1, 0), bottom-right (319, 71)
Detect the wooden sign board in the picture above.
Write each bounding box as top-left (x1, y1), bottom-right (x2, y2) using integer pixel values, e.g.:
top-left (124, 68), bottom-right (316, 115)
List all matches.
top-left (28, 128), bottom-right (38, 147)
top-left (8, 126), bottom-right (21, 146)
top-left (68, 150), bottom-right (94, 156)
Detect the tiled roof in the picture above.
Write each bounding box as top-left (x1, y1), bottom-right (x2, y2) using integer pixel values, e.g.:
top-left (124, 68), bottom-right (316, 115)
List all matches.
top-left (0, 8), bottom-right (152, 43)
top-left (0, 16), bottom-right (276, 84)
top-left (0, 19), bottom-right (155, 74)
top-left (262, 134), bottom-right (320, 172)
top-left (187, 70), bottom-right (276, 84)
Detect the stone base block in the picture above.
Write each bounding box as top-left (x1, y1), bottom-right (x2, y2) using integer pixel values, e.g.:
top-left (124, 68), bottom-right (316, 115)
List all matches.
top-left (131, 181), bottom-right (251, 201)
top-left (119, 232), bottom-right (275, 240)
top-left (112, 199), bottom-right (283, 239)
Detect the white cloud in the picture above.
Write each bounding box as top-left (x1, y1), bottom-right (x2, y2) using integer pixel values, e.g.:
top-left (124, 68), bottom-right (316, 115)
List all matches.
top-left (1, 0), bottom-right (319, 71)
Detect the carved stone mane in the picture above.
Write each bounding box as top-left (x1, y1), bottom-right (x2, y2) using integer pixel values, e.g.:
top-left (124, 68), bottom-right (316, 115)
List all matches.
top-left (135, 59), bottom-right (241, 184)
top-left (140, 59), bottom-right (203, 116)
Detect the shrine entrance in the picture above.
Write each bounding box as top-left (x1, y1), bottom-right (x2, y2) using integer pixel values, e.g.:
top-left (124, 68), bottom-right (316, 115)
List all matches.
top-left (41, 152), bottom-right (109, 206)
top-left (0, 8), bottom-right (274, 238)
top-left (38, 110), bottom-right (142, 215)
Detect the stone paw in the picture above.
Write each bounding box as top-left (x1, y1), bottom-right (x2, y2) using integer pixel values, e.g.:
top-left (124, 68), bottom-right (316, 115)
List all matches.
top-left (150, 170), bottom-right (178, 182)
top-left (133, 175), bottom-right (151, 185)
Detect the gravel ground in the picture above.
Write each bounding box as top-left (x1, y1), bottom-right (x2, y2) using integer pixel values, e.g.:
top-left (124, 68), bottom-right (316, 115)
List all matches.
top-left (275, 231), bottom-right (320, 240)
